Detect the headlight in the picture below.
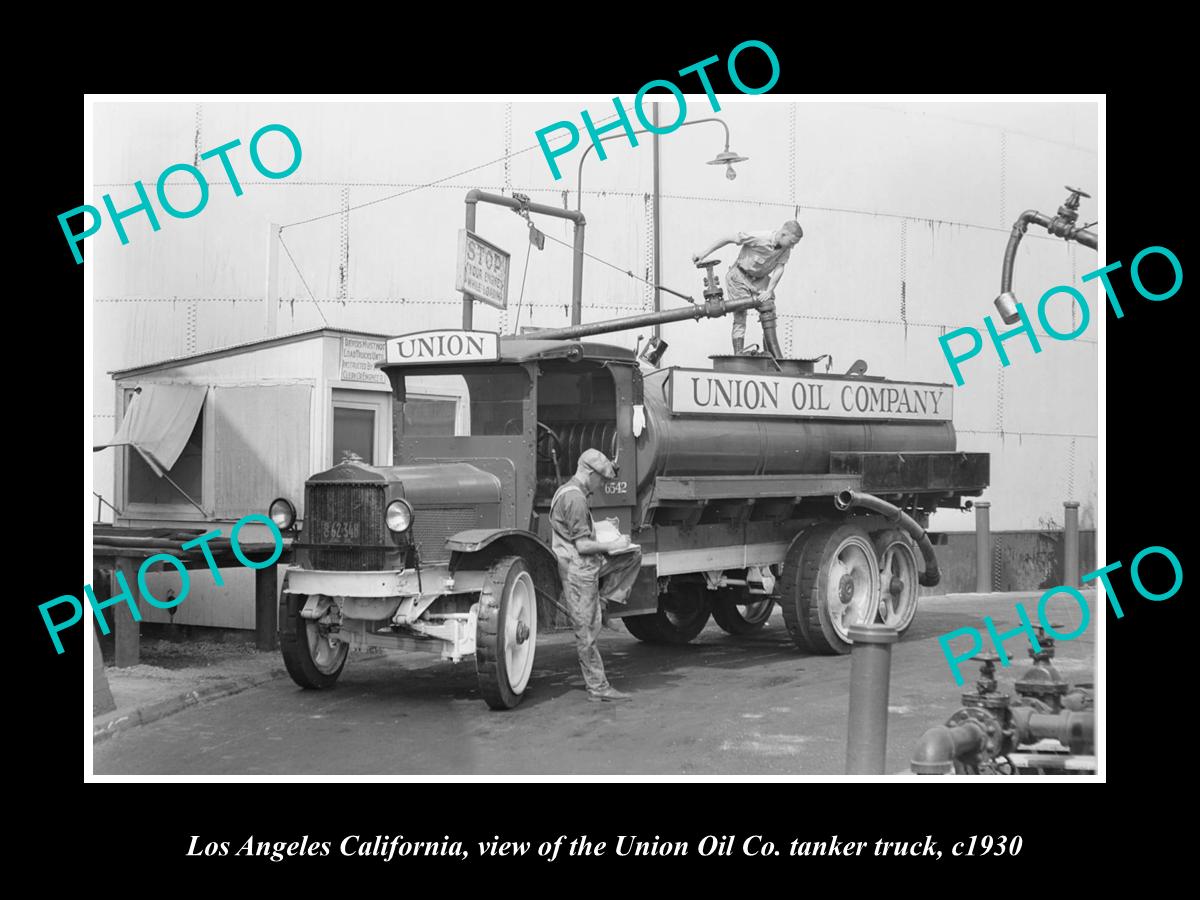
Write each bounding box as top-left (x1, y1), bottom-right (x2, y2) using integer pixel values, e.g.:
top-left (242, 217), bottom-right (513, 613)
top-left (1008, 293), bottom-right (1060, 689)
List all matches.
top-left (268, 497), bottom-right (296, 530)
top-left (386, 499), bottom-right (414, 533)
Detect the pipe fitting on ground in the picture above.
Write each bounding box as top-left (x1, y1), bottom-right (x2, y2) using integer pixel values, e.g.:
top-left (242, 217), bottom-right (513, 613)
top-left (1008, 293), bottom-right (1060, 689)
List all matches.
top-left (910, 722), bottom-right (987, 775)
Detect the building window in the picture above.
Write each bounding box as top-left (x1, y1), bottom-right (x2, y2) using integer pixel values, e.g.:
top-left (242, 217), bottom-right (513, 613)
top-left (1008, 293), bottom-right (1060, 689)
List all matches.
top-left (128, 408), bottom-right (205, 505)
top-left (333, 406), bottom-right (375, 464)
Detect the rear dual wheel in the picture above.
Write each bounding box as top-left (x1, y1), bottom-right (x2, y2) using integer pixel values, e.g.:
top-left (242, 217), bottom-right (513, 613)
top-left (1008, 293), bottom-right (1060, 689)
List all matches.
top-left (623, 581), bottom-right (712, 644)
top-left (780, 523), bottom-right (922, 654)
top-left (873, 529), bottom-right (921, 634)
top-left (711, 589), bottom-right (775, 635)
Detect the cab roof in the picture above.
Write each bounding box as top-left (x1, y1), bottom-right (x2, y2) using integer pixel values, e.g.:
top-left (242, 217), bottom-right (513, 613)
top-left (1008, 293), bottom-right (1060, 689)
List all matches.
top-left (496, 338), bottom-right (635, 364)
top-left (377, 337), bottom-right (636, 370)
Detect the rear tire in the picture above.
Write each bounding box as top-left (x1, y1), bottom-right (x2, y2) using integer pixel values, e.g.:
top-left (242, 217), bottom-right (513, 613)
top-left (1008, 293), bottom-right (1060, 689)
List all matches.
top-left (780, 522), bottom-right (881, 655)
top-left (622, 581), bottom-right (711, 645)
top-left (711, 589), bottom-right (775, 635)
top-left (873, 528), bottom-right (921, 635)
top-left (475, 556), bottom-right (538, 710)
top-left (280, 594), bottom-right (348, 689)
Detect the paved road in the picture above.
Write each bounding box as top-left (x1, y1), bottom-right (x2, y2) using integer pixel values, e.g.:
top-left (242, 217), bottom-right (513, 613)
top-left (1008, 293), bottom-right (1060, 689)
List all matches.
top-left (94, 592), bottom-right (1096, 776)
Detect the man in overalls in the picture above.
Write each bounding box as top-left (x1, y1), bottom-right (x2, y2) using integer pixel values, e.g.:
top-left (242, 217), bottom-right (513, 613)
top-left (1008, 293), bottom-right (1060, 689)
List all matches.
top-left (692, 220), bottom-right (803, 354)
top-left (549, 449), bottom-right (642, 702)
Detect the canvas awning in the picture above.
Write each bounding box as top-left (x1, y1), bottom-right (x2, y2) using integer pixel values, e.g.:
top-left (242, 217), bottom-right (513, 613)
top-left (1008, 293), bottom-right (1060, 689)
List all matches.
top-left (94, 383), bottom-right (207, 476)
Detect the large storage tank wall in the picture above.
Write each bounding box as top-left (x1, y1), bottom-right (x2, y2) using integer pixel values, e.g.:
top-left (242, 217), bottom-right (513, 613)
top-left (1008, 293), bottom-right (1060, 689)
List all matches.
top-left (92, 100), bottom-right (1098, 538)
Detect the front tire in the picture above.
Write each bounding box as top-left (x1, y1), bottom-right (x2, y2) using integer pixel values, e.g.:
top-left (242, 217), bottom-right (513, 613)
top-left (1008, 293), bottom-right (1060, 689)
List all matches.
top-left (280, 594), bottom-right (348, 689)
top-left (475, 556), bottom-right (538, 710)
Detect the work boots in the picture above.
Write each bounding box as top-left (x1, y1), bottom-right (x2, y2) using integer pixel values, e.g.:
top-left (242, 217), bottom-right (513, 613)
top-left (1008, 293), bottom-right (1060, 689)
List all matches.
top-left (588, 686), bottom-right (633, 702)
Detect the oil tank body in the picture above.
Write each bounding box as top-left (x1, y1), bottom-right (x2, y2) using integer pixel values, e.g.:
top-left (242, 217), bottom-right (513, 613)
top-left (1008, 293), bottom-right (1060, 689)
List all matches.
top-left (635, 367), bottom-right (955, 492)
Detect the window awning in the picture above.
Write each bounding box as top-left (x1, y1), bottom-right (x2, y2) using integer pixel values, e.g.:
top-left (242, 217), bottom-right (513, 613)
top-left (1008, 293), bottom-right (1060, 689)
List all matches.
top-left (94, 383), bottom-right (207, 476)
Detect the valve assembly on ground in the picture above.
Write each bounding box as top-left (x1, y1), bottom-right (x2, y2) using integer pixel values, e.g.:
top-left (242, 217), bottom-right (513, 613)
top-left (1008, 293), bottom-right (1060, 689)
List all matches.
top-left (911, 624), bottom-right (1094, 775)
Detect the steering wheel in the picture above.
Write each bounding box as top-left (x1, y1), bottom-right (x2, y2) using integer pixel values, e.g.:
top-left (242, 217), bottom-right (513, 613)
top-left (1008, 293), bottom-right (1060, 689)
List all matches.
top-left (536, 422), bottom-right (565, 466)
top-left (502, 417), bottom-right (523, 436)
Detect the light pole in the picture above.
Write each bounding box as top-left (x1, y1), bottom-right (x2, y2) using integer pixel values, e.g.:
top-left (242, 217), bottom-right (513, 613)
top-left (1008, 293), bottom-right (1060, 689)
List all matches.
top-left (575, 114), bottom-right (748, 340)
top-left (575, 116), bottom-right (748, 211)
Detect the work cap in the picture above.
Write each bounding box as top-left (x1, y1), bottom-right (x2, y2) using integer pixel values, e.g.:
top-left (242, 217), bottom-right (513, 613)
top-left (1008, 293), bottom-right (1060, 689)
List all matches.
top-left (578, 448), bottom-right (618, 480)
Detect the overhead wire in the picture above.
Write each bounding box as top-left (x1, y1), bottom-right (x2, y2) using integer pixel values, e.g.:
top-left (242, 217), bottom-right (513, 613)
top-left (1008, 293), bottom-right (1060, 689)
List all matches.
top-left (272, 103), bottom-right (660, 317)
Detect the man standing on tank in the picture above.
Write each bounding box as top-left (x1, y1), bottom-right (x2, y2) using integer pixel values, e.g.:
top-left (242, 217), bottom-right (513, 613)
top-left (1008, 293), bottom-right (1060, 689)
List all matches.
top-left (693, 220), bottom-right (803, 355)
top-left (549, 449), bottom-right (642, 702)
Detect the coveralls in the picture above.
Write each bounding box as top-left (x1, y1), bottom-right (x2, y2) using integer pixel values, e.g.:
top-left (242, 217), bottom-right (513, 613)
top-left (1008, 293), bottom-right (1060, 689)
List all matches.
top-left (725, 229), bottom-right (794, 345)
top-left (549, 477), bottom-right (642, 693)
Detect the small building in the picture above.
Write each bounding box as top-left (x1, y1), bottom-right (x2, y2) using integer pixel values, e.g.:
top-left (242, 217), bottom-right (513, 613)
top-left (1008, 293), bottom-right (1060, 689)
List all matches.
top-left (96, 327), bottom-right (465, 629)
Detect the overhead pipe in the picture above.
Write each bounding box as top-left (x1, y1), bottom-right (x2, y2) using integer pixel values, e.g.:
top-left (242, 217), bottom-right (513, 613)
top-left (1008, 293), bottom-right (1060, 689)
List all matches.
top-left (995, 187), bottom-right (1098, 324)
top-left (834, 490), bottom-right (941, 587)
top-left (526, 294), bottom-right (769, 341)
top-left (463, 190), bottom-right (586, 329)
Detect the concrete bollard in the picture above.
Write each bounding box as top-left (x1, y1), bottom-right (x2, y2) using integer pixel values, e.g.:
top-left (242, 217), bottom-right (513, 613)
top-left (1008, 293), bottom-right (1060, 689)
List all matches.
top-left (974, 501), bottom-right (992, 593)
top-left (846, 623), bottom-right (899, 775)
top-left (1063, 501), bottom-right (1080, 588)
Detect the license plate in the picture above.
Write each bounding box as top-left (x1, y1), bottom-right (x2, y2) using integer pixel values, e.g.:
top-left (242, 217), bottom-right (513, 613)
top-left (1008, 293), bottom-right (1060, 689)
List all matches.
top-left (316, 520), bottom-right (362, 544)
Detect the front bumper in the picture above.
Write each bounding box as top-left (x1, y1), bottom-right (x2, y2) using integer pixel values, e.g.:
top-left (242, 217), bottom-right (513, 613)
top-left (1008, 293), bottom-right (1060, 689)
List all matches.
top-left (284, 568), bottom-right (419, 597)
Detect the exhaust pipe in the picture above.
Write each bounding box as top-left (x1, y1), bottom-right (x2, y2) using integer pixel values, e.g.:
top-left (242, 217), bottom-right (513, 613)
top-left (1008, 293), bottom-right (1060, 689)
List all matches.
top-left (834, 490), bottom-right (941, 587)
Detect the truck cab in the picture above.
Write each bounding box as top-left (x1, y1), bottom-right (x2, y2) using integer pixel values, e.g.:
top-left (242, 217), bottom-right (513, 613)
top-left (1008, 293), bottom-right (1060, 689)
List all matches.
top-left (277, 333), bottom-right (638, 710)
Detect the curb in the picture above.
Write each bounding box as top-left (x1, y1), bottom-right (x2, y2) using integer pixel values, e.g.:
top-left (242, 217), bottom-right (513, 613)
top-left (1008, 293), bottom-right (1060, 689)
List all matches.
top-left (93, 668), bottom-right (288, 745)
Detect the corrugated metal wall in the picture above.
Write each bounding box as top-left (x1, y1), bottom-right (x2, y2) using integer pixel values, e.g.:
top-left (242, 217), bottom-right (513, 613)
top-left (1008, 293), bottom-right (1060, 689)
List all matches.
top-left (92, 100), bottom-right (1098, 532)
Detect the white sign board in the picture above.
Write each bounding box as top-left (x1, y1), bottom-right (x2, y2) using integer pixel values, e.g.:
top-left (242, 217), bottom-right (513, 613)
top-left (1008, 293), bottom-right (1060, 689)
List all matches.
top-left (385, 330), bottom-right (501, 366)
top-left (668, 369), bottom-right (953, 421)
top-left (456, 229), bottom-right (510, 310)
top-left (339, 336), bottom-right (389, 386)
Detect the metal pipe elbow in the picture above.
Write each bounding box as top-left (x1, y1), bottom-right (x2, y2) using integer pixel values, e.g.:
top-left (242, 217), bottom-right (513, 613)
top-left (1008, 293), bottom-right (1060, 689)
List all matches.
top-left (996, 210), bottom-right (1053, 325)
top-left (910, 722), bottom-right (987, 775)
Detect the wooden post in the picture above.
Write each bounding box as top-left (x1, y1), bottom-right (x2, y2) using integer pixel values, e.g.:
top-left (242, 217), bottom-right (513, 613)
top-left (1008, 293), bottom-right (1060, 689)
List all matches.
top-left (265, 221), bottom-right (280, 337)
top-left (113, 556), bottom-right (140, 668)
top-left (92, 625), bottom-right (116, 715)
top-left (255, 564), bottom-right (278, 651)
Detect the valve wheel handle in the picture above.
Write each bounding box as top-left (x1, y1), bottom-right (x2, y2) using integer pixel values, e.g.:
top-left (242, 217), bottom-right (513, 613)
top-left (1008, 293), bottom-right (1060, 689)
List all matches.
top-left (1064, 185), bottom-right (1092, 198)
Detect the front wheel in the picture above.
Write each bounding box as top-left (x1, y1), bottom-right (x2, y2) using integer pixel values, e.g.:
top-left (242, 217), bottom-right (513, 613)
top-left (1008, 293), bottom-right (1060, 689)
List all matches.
top-left (280, 594), bottom-right (348, 689)
top-left (475, 556), bottom-right (538, 710)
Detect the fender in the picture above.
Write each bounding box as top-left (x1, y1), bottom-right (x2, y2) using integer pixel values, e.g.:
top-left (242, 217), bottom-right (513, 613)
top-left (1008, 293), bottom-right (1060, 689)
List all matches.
top-left (446, 528), bottom-right (562, 606)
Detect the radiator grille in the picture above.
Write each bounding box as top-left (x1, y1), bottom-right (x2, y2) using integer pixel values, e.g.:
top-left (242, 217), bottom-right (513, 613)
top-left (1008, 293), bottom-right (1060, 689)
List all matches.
top-left (305, 482), bottom-right (389, 571)
top-left (412, 507), bottom-right (477, 563)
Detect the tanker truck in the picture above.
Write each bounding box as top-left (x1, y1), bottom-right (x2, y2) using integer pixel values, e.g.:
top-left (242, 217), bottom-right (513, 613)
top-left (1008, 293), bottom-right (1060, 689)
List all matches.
top-left (271, 191), bottom-right (988, 709)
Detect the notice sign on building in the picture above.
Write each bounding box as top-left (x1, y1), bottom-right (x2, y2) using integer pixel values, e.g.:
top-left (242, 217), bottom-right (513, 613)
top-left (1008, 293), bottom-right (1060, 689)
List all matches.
top-left (339, 336), bottom-right (389, 386)
top-left (668, 369), bottom-right (953, 422)
top-left (456, 230), bottom-right (510, 310)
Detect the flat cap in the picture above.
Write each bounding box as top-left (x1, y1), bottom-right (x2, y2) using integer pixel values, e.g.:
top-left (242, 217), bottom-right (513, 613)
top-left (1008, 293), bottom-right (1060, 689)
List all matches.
top-left (578, 448), bottom-right (618, 480)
